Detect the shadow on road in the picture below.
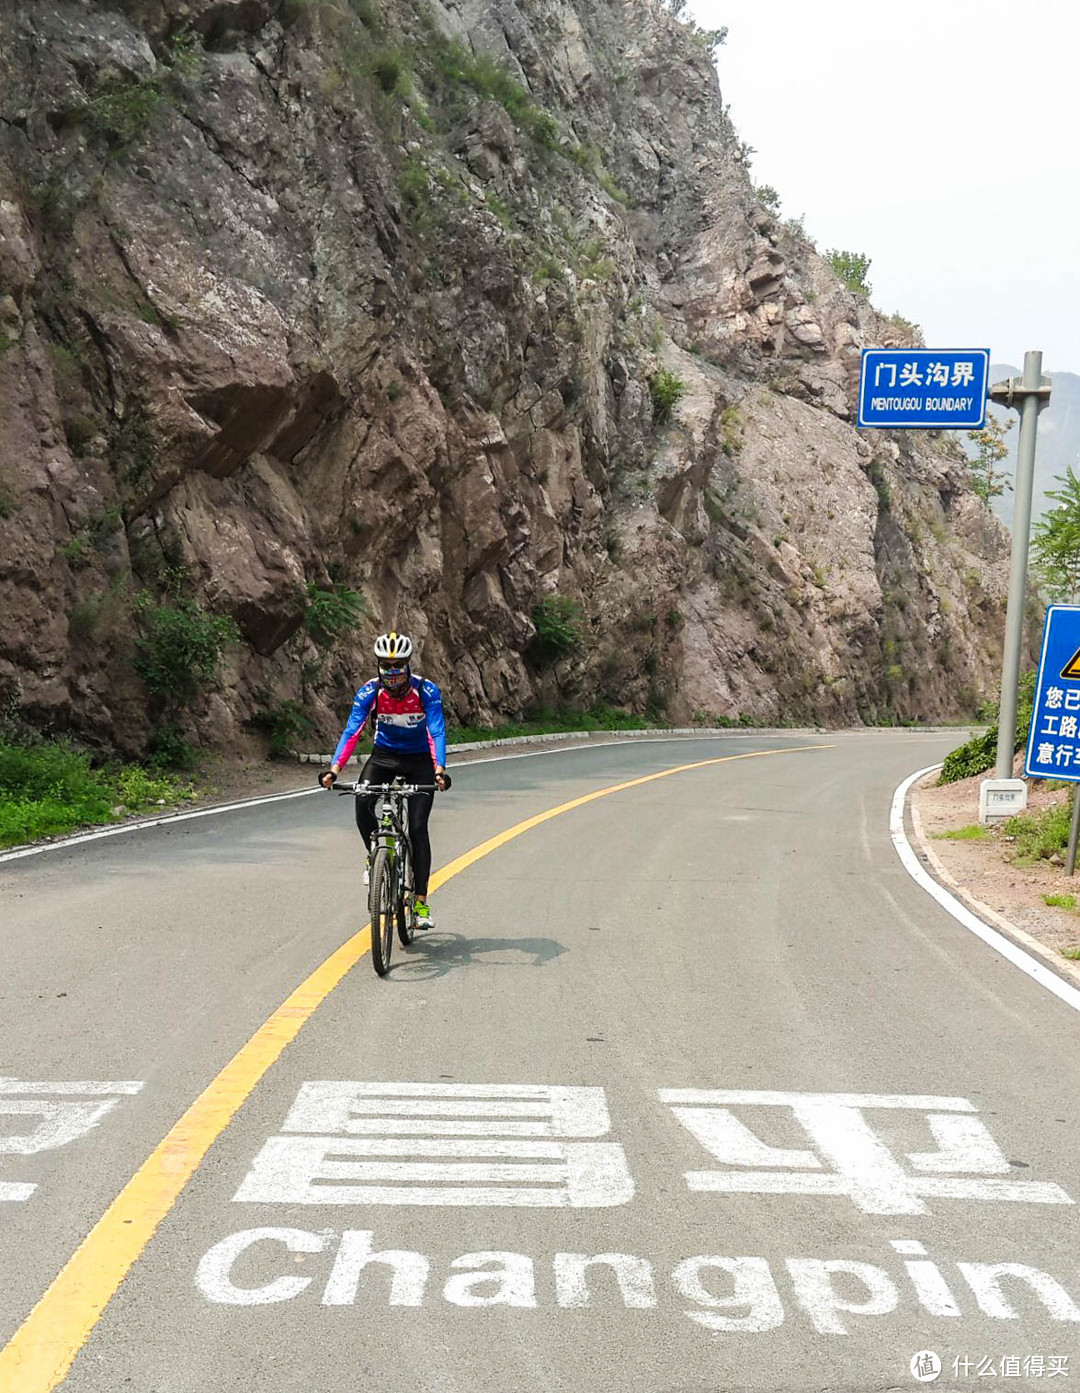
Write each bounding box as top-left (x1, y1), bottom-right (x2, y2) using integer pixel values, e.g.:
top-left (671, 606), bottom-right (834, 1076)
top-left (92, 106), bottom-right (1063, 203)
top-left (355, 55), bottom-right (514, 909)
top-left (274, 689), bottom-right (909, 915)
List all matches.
top-left (387, 931), bottom-right (568, 979)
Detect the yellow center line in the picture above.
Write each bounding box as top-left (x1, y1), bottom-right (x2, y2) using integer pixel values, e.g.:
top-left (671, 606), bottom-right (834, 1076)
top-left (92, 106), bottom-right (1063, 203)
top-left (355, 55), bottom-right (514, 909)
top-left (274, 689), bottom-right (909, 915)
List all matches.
top-left (0, 741), bottom-right (830, 1390)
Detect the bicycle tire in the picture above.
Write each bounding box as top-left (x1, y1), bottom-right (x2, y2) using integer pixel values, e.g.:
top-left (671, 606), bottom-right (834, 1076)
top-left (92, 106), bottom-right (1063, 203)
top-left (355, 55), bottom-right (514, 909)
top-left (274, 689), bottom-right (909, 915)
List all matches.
top-left (396, 839), bottom-right (415, 946)
top-left (368, 847), bottom-right (394, 977)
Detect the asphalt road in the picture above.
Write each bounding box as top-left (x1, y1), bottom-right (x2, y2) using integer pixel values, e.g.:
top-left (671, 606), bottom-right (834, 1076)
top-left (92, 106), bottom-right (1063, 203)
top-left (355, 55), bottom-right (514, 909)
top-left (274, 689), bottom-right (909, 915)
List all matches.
top-left (1, 731), bottom-right (1079, 1392)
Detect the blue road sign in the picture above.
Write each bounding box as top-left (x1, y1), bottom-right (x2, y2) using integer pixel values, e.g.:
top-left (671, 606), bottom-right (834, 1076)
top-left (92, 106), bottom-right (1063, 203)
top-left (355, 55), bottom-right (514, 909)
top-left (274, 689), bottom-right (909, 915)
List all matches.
top-left (857, 349), bottom-right (989, 429)
top-left (1025, 605), bottom-right (1080, 781)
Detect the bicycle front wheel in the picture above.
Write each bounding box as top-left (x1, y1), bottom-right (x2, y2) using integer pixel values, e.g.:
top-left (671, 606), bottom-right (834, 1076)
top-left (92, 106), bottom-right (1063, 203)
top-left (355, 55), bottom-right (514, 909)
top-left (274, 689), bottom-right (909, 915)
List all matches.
top-left (396, 840), bottom-right (415, 946)
top-left (368, 847), bottom-right (394, 977)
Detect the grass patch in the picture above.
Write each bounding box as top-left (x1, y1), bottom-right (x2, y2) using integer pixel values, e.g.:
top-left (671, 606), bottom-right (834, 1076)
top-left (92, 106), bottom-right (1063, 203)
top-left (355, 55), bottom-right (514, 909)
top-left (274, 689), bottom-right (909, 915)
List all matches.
top-left (933, 824), bottom-right (989, 841)
top-left (1061, 946), bottom-right (1080, 960)
top-left (1043, 892), bottom-right (1077, 910)
top-left (598, 171), bottom-right (631, 205)
top-left (431, 42), bottom-right (559, 150)
top-left (0, 738), bottom-right (196, 849)
top-left (1003, 799), bottom-right (1071, 863)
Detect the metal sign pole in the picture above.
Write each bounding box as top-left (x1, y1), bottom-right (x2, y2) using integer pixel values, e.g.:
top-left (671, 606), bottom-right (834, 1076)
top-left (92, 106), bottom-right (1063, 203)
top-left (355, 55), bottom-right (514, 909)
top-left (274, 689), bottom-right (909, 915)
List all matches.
top-left (991, 351), bottom-right (1051, 779)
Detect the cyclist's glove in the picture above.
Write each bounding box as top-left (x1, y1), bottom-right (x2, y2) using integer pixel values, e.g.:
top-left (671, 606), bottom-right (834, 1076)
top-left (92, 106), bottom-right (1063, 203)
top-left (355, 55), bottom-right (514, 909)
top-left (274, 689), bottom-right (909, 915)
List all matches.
top-left (319, 768), bottom-right (337, 788)
top-left (439, 771), bottom-right (452, 791)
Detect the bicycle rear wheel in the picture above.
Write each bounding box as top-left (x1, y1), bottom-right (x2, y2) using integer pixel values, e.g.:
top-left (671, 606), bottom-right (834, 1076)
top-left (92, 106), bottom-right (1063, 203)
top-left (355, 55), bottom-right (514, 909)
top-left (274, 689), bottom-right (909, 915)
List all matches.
top-left (396, 840), bottom-right (415, 946)
top-left (368, 847), bottom-right (394, 977)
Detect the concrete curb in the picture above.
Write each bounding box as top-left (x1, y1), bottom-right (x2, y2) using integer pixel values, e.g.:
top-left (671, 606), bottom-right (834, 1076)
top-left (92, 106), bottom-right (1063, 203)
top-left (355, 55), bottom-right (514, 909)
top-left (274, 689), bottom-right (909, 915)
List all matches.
top-left (905, 766), bottom-right (1080, 995)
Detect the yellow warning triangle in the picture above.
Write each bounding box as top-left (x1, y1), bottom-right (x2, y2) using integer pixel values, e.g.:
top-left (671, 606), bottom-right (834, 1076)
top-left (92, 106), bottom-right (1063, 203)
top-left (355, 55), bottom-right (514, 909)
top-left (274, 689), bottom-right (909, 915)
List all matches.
top-left (1062, 648), bottom-right (1080, 679)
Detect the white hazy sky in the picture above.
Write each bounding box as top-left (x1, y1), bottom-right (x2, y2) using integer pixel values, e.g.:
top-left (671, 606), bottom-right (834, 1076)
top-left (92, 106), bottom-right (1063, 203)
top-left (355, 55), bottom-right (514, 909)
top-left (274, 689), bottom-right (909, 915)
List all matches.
top-left (687, 0), bottom-right (1080, 373)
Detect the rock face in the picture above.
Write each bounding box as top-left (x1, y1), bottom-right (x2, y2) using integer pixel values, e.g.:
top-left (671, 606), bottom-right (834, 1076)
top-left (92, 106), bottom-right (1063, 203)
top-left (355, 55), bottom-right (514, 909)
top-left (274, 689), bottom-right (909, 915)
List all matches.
top-left (0, 0), bottom-right (1012, 751)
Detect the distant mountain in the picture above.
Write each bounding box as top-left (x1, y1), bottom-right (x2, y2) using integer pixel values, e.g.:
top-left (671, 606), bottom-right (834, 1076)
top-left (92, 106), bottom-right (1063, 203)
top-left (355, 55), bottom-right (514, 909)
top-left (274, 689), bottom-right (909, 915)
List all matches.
top-left (984, 365), bottom-right (1080, 528)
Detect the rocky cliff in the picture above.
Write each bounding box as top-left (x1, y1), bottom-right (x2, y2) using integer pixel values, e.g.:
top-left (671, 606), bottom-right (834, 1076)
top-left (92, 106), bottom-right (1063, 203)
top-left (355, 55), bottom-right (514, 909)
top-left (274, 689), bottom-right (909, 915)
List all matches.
top-left (0, 0), bottom-right (1013, 755)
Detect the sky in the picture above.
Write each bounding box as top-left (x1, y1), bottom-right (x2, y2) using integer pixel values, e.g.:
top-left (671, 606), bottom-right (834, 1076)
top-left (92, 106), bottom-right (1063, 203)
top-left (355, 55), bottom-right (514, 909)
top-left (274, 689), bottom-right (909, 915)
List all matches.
top-left (686, 0), bottom-right (1080, 374)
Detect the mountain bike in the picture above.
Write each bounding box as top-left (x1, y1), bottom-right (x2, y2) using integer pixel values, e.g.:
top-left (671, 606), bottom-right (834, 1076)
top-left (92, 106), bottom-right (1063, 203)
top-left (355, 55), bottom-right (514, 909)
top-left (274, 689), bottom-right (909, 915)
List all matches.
top-left (337, 780), bottom-right (438, 977)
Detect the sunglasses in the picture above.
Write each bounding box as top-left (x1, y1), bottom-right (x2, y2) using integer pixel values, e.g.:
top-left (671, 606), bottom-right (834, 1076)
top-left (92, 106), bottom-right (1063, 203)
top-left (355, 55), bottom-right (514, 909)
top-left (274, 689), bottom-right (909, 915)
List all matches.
top-left (379, 665), bottom-right (407, 677)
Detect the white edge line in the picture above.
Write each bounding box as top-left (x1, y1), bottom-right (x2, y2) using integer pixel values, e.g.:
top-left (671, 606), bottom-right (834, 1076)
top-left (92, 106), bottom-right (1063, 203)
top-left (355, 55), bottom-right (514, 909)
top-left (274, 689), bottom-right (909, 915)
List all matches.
top-left (891, 764), bottom-right (1080, 1017)
top-left (0, 733), bottom-right (803, 866)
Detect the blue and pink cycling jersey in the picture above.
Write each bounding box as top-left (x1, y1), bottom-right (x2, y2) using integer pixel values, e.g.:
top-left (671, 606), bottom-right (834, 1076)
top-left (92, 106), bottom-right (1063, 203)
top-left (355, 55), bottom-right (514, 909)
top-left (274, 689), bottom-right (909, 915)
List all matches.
top-left (332, 675), bottom-right (447, 768)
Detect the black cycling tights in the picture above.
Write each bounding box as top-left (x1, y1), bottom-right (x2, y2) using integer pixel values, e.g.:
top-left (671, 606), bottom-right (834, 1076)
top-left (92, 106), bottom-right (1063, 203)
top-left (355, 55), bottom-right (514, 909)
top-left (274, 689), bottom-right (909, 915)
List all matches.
top-left (354, 752), bottom-right (436, 897)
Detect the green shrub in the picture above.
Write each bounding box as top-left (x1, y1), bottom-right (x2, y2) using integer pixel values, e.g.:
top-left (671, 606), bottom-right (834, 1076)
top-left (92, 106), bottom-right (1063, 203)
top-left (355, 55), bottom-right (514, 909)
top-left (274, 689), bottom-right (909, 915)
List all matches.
top-left (0, 737), bottom-right (194, 848)
top-left (59, 536), bottom-right (91, 567)
top-left (1043, 892), bottom-right (1077, 910)
top-left (303, 583), bottom-right (366, 649)
top-left (113, 408), bottom-right (155, 485)
top-left (529, 595), bottom-right (585, 663)
top-left (169, 30), bottom-right (203, 76)
top-left (719, 404), bottom-right (743, 456)
top-left (598, 171), bottom-right (630, 205)
top-left (825, 248), bottom-right (872, 297)
top-left (250, 699), bottom-right (315, 757)
top-left (145, 722), bottom-right (198, 772)
top-left (397, 159), bottom-right (429, 215)
top-left (368, 48), bottom-right (409, 94)
top-left (938, 671), bottom-right (1035, 784)
top-left (134, 596), bottom-right (239, 710)
top-left (1004, 800), bottom-right (1072, 863)
top-left (64, 416), bottom-right (100, 454)
top-left (85, 75), bottom-right (163, 147)
top-left (69, 593), bottom-right (107, 639)
top-left (650, 370), bottom-right (688, 425)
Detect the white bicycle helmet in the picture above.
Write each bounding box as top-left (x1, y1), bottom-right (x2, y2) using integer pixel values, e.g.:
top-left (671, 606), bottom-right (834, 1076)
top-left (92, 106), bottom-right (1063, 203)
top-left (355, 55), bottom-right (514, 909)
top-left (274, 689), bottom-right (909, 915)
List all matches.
top-left (374, 631), bottom-right (414, 662)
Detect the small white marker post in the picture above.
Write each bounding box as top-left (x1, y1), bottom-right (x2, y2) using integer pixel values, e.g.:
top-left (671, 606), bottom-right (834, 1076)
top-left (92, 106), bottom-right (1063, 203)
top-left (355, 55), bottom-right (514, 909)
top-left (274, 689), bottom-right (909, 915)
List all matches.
top-left (979, 351), bottom-right (1052, 823)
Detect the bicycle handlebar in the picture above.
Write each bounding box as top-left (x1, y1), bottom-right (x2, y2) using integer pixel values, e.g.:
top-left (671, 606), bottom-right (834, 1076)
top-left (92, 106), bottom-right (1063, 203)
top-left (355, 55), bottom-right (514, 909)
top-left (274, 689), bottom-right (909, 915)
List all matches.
top-left (333, 781), bottom-right (440, 795)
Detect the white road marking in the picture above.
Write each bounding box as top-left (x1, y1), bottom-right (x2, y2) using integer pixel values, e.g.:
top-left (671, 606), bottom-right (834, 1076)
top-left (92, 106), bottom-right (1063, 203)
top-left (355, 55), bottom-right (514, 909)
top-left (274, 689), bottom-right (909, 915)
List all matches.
top-left (661, 1090), bottom-right (977, 1109)
top-left (660, 1089), bottom-right (1072, 1216)
top-left (785, 1259), bottom-right (898, 1335)
top-left (236, 1081), bottom-right (634, 1208)
top-left (891, 764), bottom-right (1080, 1016)
top-left (673, 1256), bottom-right (784, 1332)
top-left (0, 1079), bottom-right (145, 1202)
top-left (193, 1230), bottom-right (1080, 1333)
top-left (0, 1078), bottom-right (144, 1095)
top-left (957, 1264), bottom-right (1080, 1321)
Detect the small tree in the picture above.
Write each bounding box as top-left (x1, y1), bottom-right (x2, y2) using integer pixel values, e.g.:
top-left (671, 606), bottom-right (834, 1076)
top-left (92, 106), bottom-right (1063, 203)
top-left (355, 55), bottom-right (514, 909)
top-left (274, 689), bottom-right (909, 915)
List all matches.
top-left (530, 596), bottom-right (585, 664)
top-left (825, 249), bottom-right (871, 297)
top-left (755, 184), bottom-right (780, 214)
top-left (650, 370), bottom-right (688, 425)
top-left (966, 412), bottom-right (1012, 505)
top-left (1034, 465), bottom-right (1080, 601)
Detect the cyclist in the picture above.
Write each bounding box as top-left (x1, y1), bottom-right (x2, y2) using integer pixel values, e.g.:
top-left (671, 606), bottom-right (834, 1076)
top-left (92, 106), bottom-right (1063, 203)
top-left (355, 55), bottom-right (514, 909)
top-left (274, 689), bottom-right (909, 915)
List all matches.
top-left (320, 632), bottom-right (450, 927)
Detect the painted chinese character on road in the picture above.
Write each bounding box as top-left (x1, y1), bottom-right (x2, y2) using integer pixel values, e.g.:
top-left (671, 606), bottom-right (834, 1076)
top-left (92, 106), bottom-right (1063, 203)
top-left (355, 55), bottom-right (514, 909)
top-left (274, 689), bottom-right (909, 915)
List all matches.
top-left (0, 1077), bottom-right (144, 1202)
top-left (659, 1090), bottom-right (1073, 1216)
top-left (234, 1082), bottom-right (634, 1208)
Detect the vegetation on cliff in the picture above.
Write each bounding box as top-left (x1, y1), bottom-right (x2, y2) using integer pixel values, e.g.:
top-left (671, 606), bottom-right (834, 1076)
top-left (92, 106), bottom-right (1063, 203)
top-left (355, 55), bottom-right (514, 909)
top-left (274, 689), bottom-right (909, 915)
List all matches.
top-left (0, 0), bottom-right (1015, 791)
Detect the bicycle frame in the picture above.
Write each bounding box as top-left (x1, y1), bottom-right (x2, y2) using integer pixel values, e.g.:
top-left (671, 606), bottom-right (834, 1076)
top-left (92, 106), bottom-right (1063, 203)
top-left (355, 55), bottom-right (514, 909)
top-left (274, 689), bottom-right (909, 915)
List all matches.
top-left (335, 779), bottom-right (437, 871)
